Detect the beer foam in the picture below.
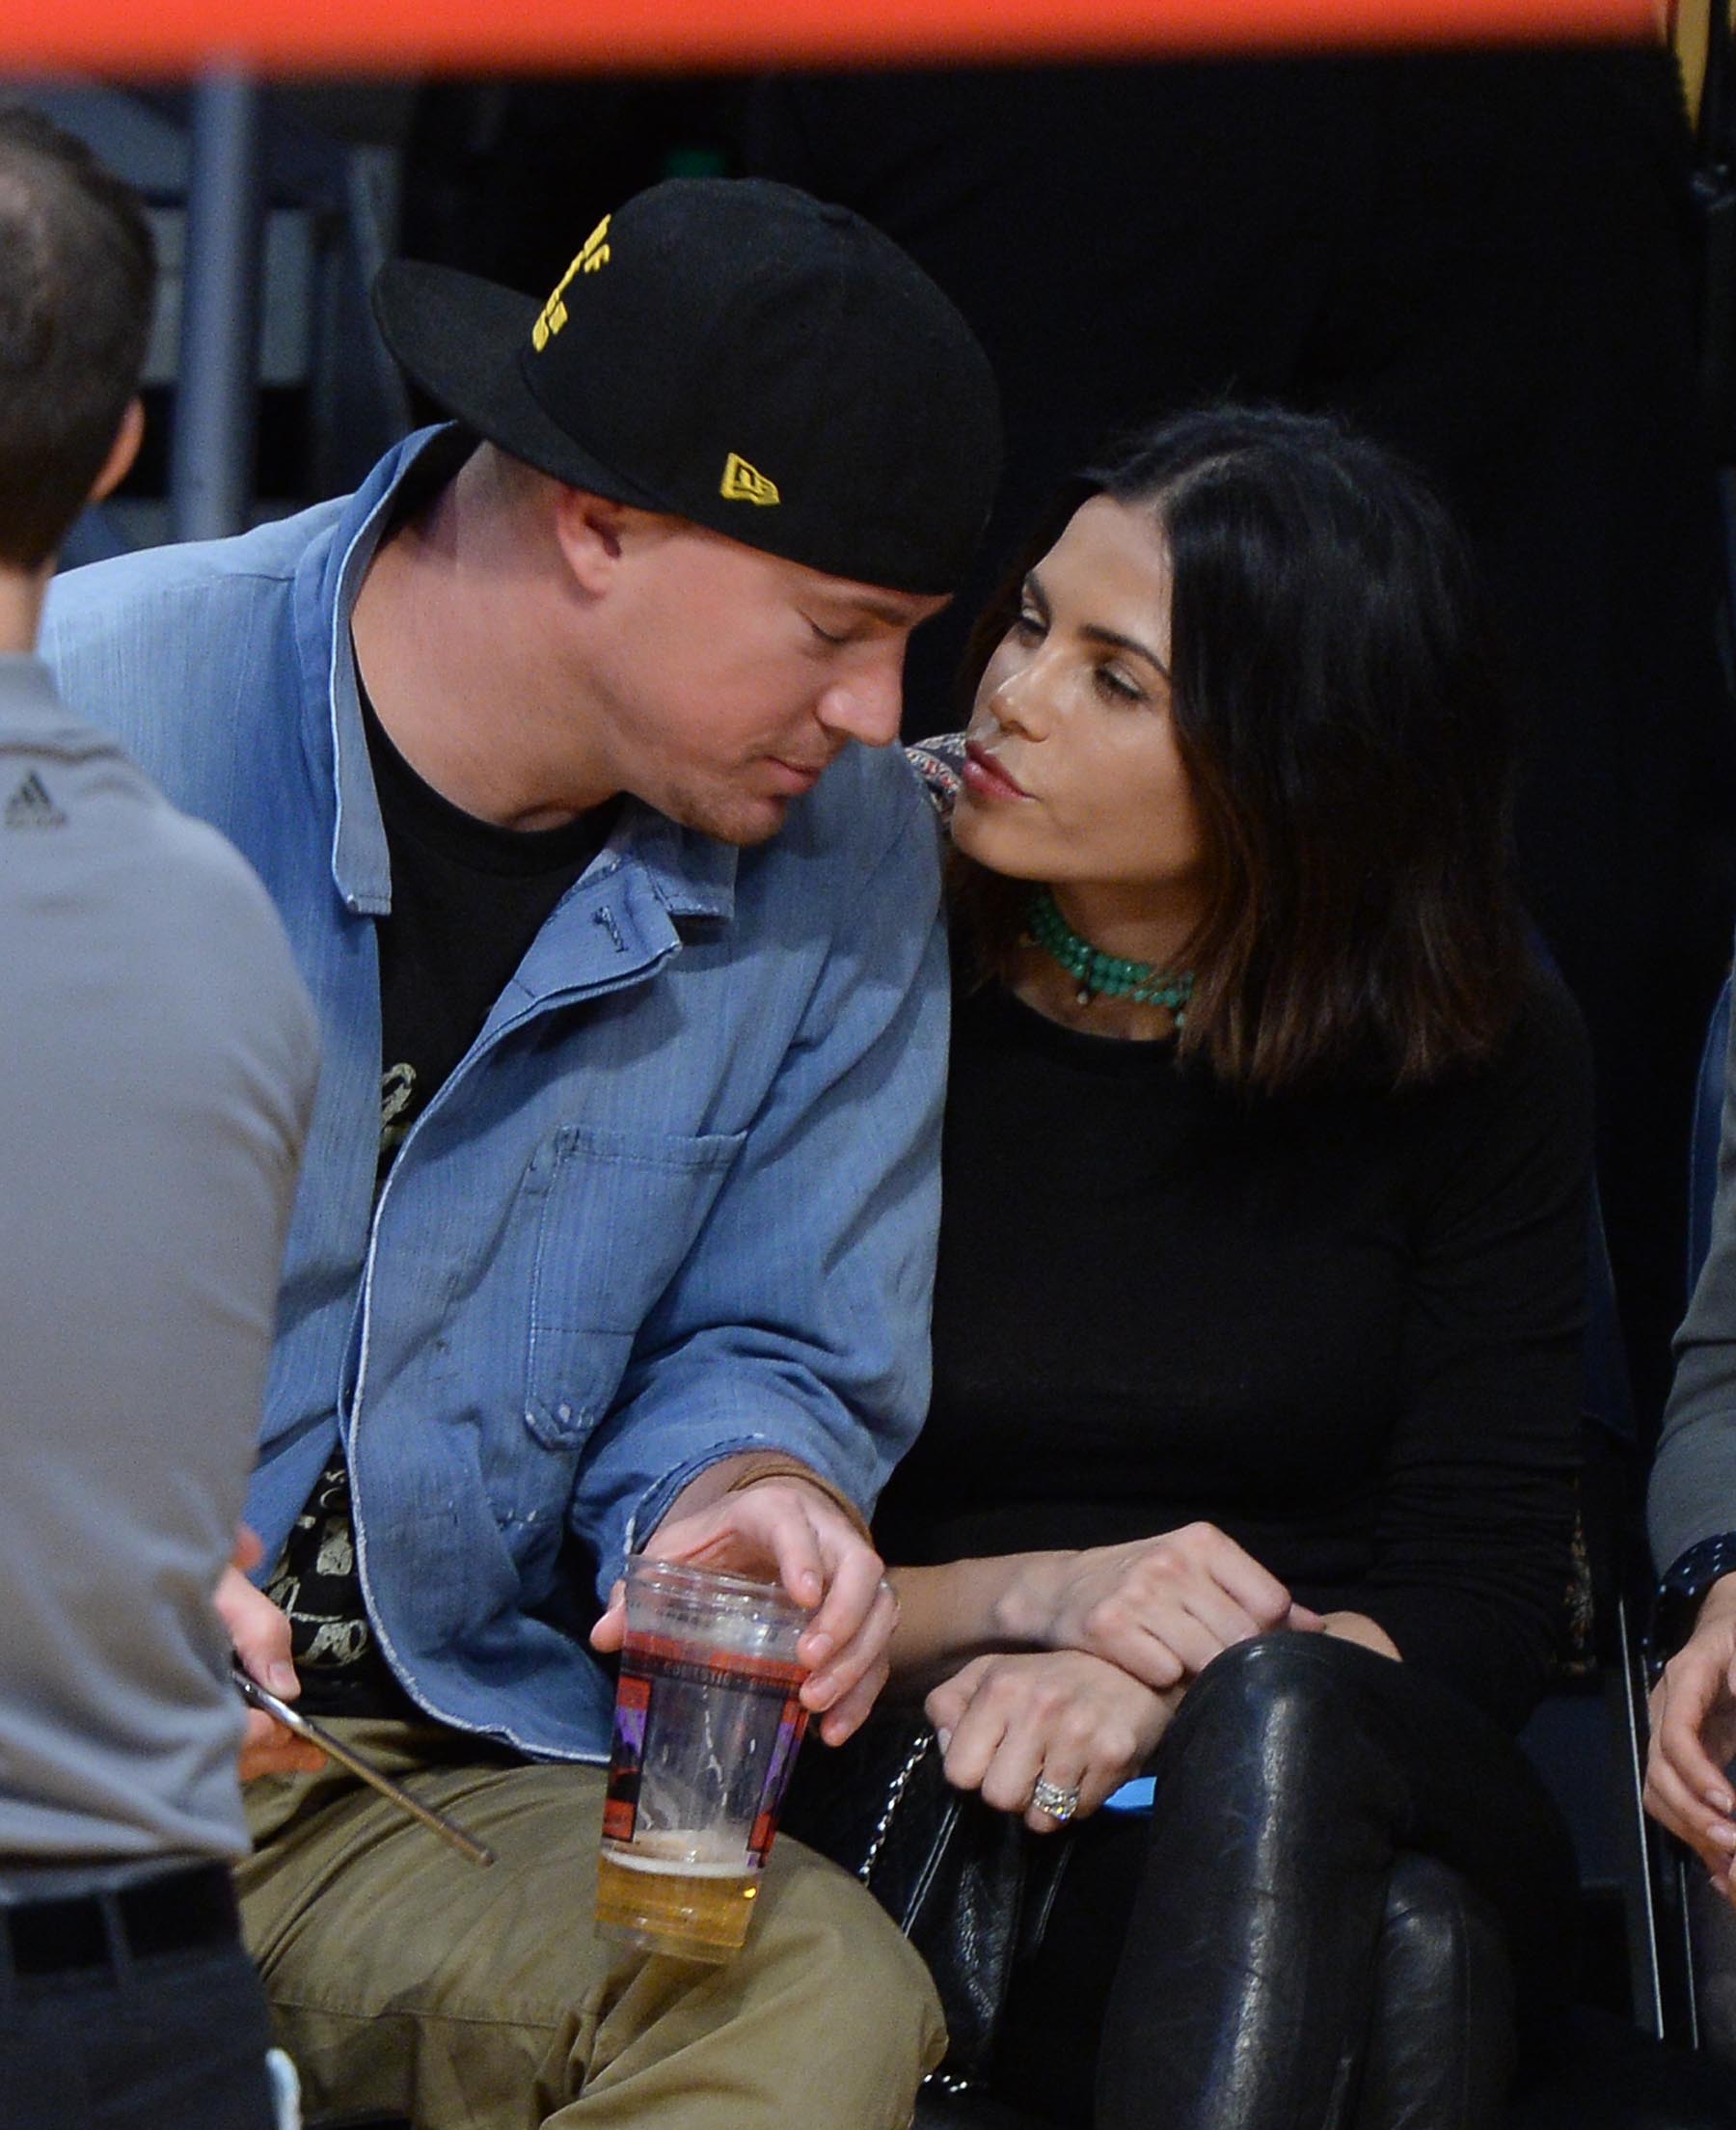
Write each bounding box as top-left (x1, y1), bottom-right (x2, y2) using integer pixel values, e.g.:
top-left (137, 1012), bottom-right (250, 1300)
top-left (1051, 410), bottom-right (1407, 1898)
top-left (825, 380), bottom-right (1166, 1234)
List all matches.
top-left (604, 1845), bottom-right (752, 1880)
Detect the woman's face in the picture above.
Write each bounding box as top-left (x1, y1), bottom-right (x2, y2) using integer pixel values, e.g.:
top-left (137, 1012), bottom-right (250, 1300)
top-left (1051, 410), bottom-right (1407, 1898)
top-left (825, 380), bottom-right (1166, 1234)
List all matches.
top-left (955, 495), bottom-right (1207, 917)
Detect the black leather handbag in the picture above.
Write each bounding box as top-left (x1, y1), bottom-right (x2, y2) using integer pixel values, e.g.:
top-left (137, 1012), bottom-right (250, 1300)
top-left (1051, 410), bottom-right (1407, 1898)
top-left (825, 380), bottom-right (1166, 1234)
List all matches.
top-left (780, 1712), bottom-right (1070, 2090)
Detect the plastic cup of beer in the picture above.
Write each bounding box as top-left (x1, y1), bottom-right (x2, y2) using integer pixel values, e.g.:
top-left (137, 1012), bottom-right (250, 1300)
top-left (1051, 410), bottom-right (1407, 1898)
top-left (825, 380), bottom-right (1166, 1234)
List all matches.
top-left (596, 1558), bottom-right (811, 1963)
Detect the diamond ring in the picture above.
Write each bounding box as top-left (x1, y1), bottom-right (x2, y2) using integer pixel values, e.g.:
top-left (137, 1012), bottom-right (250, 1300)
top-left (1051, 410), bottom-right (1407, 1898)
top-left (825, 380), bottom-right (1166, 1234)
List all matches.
top-left (1029, 1775), bottom-right (1081, 1823)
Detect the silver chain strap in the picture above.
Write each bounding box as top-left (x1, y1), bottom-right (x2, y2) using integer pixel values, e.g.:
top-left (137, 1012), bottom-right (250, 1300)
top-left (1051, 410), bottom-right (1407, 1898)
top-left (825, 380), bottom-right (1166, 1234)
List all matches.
top-left (856, 1727), bottom-right (981, 2096)
top-left (856, 1727), bottom-right (936, 1882)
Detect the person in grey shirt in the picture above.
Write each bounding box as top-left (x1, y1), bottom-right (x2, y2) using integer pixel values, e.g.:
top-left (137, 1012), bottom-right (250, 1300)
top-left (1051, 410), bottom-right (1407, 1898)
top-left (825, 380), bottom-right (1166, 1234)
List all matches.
top-left (0, 108), bottom-right (318, 2127)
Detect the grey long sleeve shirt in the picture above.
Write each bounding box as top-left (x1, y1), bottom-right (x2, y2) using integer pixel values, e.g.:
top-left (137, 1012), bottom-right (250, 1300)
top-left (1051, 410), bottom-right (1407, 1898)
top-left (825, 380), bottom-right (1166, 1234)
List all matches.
top-left (0, 654), bottom-right (317, 1869)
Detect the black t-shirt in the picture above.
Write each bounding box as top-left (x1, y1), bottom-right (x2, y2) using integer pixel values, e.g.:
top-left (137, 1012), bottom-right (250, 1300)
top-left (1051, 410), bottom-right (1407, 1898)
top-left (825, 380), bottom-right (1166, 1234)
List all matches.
top-left (266, 673), bottom-right (612, 1717)
top-left (365, 686), bottom-right (613, 1171)
top-left (875, 961), bottom-right (1591, 1734)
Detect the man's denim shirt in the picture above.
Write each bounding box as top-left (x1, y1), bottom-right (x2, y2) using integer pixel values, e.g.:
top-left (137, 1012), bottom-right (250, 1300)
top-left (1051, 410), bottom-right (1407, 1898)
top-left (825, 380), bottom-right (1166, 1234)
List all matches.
top-left (41, 430), bottom-right (948, 1761)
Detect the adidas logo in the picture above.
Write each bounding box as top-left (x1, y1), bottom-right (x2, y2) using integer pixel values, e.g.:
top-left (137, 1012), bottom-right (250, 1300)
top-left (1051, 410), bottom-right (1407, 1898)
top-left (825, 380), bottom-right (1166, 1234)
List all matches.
top-left (4, 770), bottom-right (67, 829)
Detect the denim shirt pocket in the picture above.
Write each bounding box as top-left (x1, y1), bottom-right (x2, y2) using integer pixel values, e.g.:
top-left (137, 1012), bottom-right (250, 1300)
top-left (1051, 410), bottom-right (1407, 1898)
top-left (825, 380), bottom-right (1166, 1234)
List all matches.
top-left (523, 1122), bottom-right (747, 1453)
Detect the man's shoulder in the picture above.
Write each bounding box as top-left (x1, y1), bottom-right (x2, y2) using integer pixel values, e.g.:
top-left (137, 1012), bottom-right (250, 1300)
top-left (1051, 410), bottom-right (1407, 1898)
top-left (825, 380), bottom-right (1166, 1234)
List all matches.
top-left (767, 740), bottom-right (938, 880)
top-left (45, 498), bottom-right (347, 653)
top-left (40, 500), bottom-right (356, 787)
top-left (714, 749), bottom-right (941, 966)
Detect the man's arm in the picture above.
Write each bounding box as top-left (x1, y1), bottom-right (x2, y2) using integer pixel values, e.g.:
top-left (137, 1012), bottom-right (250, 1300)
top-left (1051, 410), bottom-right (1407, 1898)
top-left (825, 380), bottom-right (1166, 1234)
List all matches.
top-left (590, 1455), bottom-right (899, 1743)
top-left (572, 765), bottom-right (948, 1737)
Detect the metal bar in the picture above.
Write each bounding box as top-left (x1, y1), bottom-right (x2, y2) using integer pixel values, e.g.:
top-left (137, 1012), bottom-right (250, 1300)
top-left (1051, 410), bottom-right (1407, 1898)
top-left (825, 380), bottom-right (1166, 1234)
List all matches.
top-left (170, 72), bottom-right (265, 544)
top-left (1614, 1597), bottom-right (1669, 2039)
top-left (233, 1670), bottom-right (496, 1868)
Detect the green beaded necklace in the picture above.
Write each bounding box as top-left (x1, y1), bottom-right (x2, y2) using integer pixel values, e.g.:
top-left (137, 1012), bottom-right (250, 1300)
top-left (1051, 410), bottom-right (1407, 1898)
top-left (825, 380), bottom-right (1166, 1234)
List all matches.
top-left (1027, 887), bottom-right (1194, 1024)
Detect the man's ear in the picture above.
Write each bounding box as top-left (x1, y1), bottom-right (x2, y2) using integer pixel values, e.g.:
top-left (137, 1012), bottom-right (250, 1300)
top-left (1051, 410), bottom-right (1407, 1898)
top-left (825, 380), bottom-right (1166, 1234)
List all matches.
top-left (551, 486), bottom-right (633, 596)
top-left (89, 397), bottom-right (145, 506)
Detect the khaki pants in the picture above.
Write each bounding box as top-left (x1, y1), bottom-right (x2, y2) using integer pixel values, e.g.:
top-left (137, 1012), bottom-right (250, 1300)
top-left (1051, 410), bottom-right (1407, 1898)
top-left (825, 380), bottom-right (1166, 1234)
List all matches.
top-left (237, 1721), bottom-right (944, 2130)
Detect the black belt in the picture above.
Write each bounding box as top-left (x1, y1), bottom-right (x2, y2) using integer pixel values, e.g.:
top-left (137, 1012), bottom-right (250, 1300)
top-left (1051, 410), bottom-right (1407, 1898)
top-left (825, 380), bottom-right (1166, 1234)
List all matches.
top-left (0, 1860), bottom-right (239, 1977)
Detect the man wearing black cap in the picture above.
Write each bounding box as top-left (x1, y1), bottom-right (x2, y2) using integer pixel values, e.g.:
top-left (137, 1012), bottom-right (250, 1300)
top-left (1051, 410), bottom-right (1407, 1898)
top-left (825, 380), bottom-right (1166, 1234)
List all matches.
top-left (43, 178), bottom-right (999, 2126)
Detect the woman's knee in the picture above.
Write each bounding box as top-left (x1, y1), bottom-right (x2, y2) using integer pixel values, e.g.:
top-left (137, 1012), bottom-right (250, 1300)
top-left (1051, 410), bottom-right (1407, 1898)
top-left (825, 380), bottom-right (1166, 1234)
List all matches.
top-left (1153, 1632), bottom-right (1411, 1825)
top-left (1177, 1629), bottom-right (1369, 1735)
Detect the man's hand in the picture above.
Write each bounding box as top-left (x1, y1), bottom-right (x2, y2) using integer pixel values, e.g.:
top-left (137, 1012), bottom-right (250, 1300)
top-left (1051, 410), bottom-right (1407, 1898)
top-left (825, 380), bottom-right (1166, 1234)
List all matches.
top-left (1647, 1573), bottom-right (1736, 1895)
top-left (996, 1524), bottom-right (1322, 1691)
top-left (925, 1649), bottom-right (1182, 1834)
top-left (590, 1463), bottom-right (897, 1747)
top-left (218, 1528), bottom-right (326, 1783)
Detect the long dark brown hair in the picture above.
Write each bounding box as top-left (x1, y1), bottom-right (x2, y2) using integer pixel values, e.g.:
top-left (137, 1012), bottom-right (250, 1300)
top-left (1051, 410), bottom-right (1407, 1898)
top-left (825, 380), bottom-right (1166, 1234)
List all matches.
top-left (949, 405), bottom-right (1529, 1094)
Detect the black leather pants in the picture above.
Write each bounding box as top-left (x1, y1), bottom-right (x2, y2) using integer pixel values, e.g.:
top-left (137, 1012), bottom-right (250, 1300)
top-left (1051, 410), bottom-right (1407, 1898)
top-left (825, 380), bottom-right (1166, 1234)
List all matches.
top-left (993, 1635), bottom-right (1575, 2130)
top-left (1096, 1635), bottom-right (1576, 2130)
top-left (1354, 1854), bottom-right (1516, 2130)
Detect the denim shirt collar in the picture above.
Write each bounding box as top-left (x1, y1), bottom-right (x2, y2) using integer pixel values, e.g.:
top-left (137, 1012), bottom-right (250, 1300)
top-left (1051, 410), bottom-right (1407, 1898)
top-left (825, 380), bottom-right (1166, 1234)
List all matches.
top-left (292, 423), bottom-right (738, 932)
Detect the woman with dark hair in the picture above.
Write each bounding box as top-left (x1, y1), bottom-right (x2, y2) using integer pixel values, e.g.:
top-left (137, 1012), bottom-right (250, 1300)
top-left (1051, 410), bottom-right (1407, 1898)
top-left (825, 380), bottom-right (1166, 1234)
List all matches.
top-left (799, 408), bottom-right (1589, 2128)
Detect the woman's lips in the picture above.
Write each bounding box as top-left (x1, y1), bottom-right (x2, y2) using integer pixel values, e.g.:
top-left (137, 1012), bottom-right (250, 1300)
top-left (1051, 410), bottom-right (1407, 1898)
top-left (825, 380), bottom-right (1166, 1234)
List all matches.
top-left (962, 740), bottom-right (1030, 802)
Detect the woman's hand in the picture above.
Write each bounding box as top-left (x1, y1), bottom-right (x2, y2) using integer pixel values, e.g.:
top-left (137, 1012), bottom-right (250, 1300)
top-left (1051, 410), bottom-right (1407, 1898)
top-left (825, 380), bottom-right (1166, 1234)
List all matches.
top-left (997, 1524), bottom-right (1321, 1690)
top-left (925, 1649), bottom-right (1182, 1834)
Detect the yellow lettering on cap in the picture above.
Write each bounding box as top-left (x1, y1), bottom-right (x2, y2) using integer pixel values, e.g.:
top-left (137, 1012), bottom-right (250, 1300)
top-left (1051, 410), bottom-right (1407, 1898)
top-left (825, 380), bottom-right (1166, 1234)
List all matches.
top-left (720, 453), bottom-right (780, 506)
top-left (531, 215), bottom-right (613, 352)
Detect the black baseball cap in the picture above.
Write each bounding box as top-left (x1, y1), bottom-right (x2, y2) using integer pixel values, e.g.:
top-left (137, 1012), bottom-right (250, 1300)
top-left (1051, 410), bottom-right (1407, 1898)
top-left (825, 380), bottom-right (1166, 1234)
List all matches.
top-left (372, 178), bottom-right (1002, 598)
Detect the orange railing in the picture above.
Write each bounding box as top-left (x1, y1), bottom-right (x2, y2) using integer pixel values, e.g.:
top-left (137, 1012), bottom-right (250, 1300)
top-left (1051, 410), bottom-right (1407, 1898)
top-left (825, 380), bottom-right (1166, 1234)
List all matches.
top-left (4, 0), bottom-right (1665, 73)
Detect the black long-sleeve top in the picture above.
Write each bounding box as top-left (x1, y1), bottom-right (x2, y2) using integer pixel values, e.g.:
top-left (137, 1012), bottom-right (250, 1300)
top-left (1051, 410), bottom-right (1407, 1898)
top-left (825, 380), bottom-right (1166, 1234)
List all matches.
top-left (877, 962), bottom-right (1592, 1734)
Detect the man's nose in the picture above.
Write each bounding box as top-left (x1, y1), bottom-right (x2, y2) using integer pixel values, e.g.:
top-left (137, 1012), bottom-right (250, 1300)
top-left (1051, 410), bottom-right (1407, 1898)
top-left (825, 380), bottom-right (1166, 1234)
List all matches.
top-left (816, 650), bottom-right (906, 749)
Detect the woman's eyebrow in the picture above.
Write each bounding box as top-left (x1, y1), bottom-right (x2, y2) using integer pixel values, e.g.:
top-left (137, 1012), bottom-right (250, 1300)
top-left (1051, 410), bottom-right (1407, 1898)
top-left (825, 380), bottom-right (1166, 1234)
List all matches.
top-left (1026, 562), bottom-right (1170, 675)
top-left (1078, 623), bottom-right (1171, 678)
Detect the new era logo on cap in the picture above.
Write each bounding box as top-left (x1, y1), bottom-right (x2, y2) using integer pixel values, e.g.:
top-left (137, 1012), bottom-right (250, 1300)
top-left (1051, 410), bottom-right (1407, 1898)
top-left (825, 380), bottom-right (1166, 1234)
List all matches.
top-left (720, 454), bottom-right (779, 507)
